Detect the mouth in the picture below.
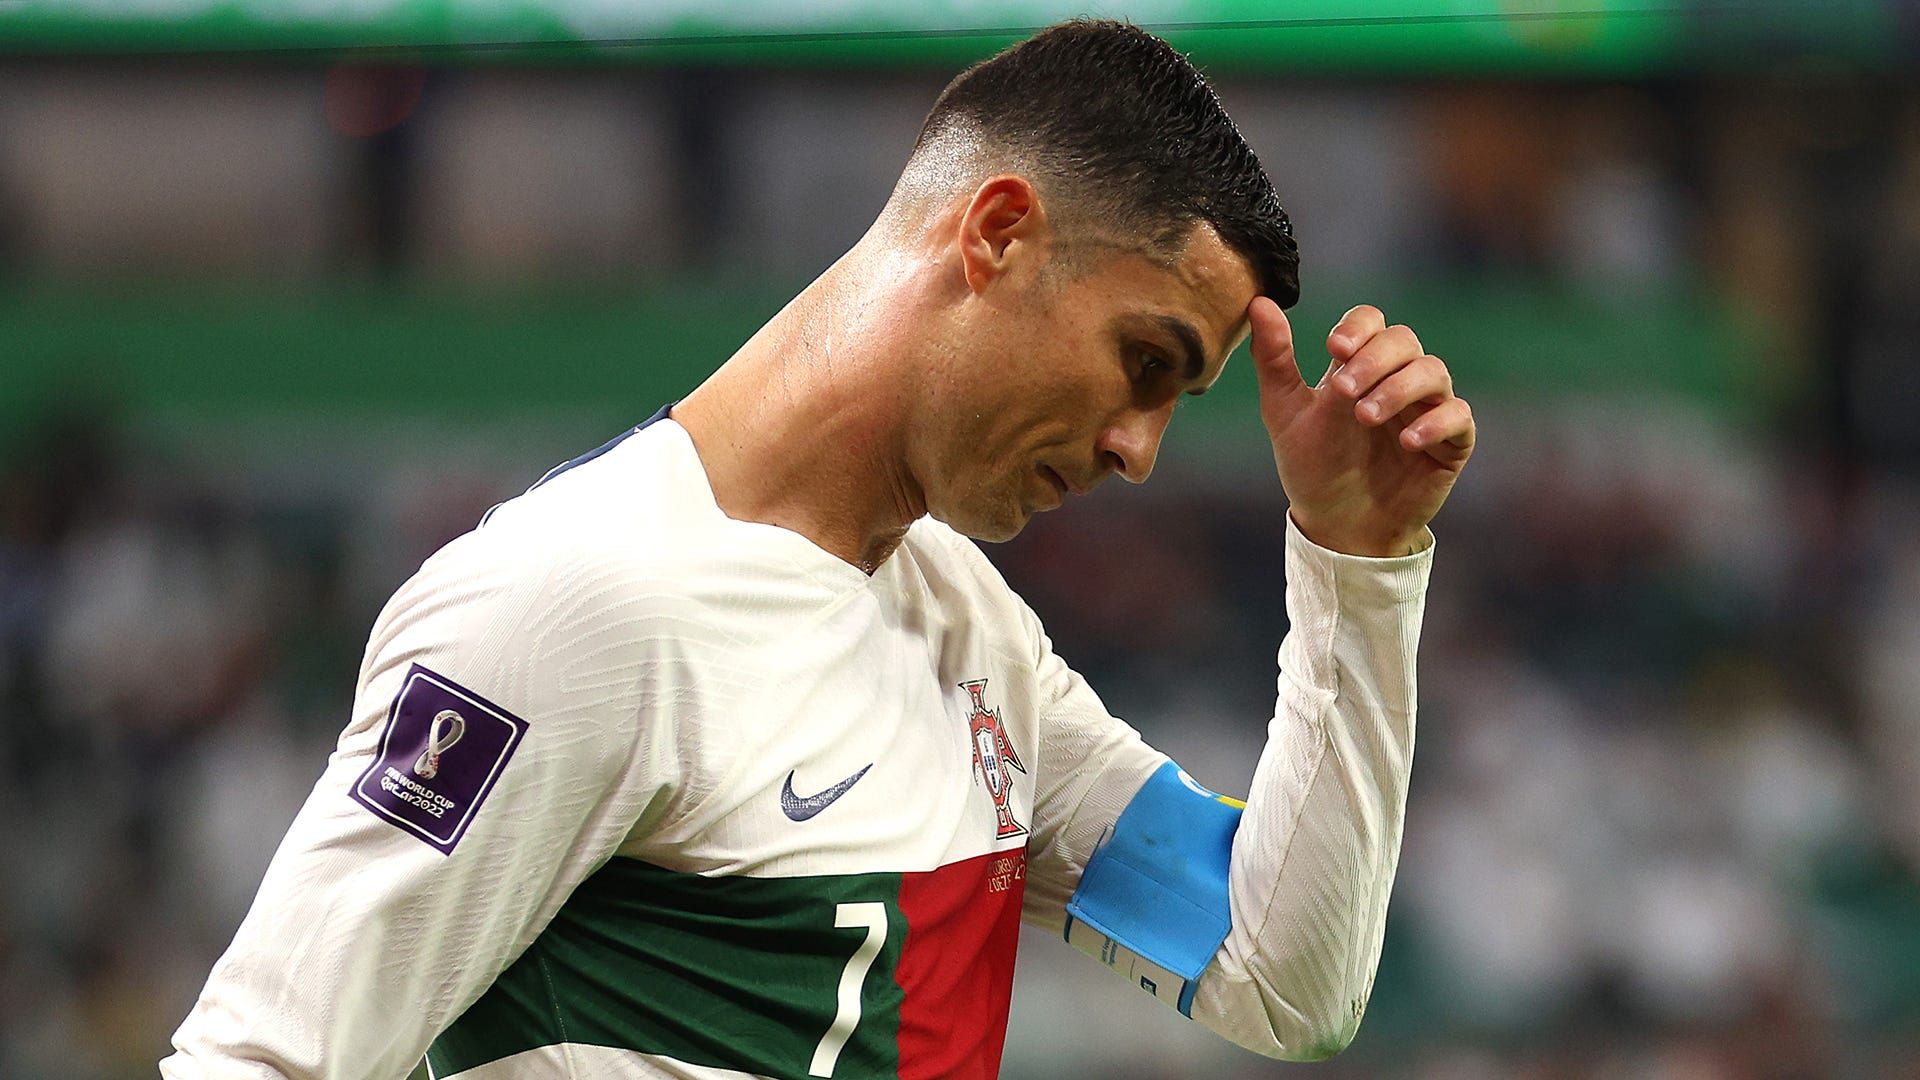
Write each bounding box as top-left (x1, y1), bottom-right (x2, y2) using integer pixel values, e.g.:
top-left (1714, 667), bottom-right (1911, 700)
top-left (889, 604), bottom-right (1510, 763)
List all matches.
top-left (1038, 465), bottom-right (1072, 499)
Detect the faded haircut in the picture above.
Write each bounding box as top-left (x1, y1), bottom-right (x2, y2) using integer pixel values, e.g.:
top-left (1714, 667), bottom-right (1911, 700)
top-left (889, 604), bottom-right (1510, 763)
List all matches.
top-left (901, 19), bottom-right (1300, 307)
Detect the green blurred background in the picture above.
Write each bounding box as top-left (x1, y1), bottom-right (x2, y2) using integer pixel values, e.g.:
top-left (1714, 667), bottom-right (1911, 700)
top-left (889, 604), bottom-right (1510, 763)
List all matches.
top-left (3, 2), bottom-right (1919, 1077)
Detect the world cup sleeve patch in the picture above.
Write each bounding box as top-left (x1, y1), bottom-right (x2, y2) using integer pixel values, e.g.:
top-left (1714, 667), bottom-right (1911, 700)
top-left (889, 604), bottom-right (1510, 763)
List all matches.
top-left (349, 663), bottom-right (529, 855)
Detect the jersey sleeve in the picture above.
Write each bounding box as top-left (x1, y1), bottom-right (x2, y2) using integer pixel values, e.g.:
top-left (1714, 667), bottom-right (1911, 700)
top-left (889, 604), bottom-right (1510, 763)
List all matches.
top-left (1016, 615), bottom-right (1168, 931)
top-left (1022, 514), bottom-right (1431, 1062)
top-left (161, 536), bottom-right (692, 1080)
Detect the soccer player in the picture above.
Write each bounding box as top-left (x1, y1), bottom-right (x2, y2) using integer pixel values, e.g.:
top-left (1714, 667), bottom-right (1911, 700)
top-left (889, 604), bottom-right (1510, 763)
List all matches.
top-left (164, 20), bottom-right (1474, 1080)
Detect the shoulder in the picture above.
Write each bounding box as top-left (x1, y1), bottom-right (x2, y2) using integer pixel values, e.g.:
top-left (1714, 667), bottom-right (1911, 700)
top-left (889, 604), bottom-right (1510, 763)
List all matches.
top-left (380, 417), bottom-right (892, 689)
top-left (374, 422), bottom-right (734, 673)
top-left (473, 418), bottom-right (701, 571)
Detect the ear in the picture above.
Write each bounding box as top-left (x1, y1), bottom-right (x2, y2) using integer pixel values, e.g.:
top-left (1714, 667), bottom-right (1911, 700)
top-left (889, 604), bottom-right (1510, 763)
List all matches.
top-left (957, 175), bottom-right (1047, 295)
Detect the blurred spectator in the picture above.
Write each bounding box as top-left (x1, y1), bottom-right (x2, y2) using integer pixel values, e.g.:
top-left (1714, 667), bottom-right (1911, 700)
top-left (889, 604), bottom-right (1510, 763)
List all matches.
top-left (0, 59), bottom-right (1915, 1080)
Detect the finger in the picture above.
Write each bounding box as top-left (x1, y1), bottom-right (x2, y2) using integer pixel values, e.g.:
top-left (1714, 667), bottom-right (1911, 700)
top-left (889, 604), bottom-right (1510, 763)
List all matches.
top-left (1326, 304), bottom-right (1387, 364)
top-left (1399, 396), bottom-right (1475, 460)
top-left (1329, 325), bottom-right (1424, 401)
top-left (1354, 355), bottom-right (1453, 426)
top-left (1248, 296), bottom-right (1306, 399)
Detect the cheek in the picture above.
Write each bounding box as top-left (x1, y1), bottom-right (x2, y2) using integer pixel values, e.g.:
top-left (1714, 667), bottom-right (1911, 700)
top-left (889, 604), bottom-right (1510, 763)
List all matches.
top-left (945, 323), bottom-right (1104, 462)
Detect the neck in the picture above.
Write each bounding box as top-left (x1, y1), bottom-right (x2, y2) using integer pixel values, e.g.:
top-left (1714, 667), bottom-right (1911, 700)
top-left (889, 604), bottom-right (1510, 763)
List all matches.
top-left (673, 243), bottom-right (931, 574)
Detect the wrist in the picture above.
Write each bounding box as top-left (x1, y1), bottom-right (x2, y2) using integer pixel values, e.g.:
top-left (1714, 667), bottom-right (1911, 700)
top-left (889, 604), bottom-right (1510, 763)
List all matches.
top-left (1287, 509), bottom-right (1425, 558)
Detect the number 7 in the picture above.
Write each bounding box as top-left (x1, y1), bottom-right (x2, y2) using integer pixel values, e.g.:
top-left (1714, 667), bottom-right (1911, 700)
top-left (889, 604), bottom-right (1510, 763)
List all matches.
top-left (809, 902), bottom-right (888, 1078)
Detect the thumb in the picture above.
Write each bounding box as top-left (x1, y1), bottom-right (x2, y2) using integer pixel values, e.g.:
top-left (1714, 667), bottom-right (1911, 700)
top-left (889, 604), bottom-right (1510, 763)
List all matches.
top-left (1248, 296), bottom-right (1307, 403)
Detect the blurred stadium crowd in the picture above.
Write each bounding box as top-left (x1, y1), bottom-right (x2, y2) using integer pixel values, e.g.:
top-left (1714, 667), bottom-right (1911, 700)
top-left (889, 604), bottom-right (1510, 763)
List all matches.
top-left (3, 52), bottom-right (1920, 1080)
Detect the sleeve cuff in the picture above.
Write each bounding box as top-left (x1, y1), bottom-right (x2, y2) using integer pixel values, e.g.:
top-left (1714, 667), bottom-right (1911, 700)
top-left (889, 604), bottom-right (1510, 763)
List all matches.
top-left (1281, 513), bottom-right (1433, 700)
top-left (1283, 512), bottom-right (1434, 608)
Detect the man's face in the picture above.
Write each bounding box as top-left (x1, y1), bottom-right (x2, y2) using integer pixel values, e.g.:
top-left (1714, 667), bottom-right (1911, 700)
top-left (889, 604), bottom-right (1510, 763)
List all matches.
top-left (920, 221), bottom-right (1258, 541)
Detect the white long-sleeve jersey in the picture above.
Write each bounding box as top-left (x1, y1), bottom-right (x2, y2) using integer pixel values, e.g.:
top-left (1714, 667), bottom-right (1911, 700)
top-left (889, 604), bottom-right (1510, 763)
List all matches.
top-left (162, 412), bottom-right (1431, 1080)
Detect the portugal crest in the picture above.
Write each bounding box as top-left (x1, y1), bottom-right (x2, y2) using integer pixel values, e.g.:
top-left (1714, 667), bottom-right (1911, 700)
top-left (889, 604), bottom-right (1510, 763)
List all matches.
top-left (962, 679), bottom-right (1028, 839)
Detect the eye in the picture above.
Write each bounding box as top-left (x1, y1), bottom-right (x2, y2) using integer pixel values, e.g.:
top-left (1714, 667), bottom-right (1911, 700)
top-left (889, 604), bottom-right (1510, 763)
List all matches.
top-left (1134, 349), bottom-right (1172, 379)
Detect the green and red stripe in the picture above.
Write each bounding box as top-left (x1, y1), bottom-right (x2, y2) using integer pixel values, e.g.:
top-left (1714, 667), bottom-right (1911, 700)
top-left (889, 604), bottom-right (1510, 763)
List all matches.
top-left (429, 849), bottom-right (1027, 1079)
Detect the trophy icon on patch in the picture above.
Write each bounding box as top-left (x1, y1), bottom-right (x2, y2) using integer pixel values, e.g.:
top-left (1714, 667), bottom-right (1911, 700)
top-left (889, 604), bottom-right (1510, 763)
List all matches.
top-left (412, 709), bottom-right (466, 780)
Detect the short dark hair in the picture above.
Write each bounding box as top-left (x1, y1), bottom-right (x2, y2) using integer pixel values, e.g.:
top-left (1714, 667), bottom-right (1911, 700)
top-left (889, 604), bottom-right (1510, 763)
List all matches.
top-left (913, 19), bottom-right (1299, 308)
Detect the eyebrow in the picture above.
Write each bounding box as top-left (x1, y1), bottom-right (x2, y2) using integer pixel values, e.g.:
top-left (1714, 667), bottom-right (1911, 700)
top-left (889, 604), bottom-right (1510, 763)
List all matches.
top-left (1150, 314), bottom-right (1212, 395)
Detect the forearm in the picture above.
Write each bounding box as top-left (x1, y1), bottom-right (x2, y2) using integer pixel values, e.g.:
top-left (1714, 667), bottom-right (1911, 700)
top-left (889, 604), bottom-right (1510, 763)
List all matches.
top-left (1189, 514), bottom-right (1430, 1059)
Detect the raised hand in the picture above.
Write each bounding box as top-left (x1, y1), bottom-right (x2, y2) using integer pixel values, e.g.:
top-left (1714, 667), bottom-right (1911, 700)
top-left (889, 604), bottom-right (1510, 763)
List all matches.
top-left (1248, 297), bottom-right (1475, 557)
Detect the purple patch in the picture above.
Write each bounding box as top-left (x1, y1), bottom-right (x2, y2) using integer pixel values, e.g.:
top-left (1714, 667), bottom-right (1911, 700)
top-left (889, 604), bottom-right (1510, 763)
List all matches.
top-left (350, 663), bottom-right (528, 855)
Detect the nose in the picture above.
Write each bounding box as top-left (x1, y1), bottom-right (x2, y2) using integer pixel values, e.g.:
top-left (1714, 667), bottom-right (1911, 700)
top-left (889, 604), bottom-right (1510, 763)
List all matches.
top-left (1095, 403), bottom-right (1176, 485)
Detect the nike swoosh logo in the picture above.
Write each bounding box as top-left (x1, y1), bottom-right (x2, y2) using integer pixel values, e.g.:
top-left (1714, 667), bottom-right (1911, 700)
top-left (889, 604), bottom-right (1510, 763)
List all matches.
top-left (780, 763), bottom-right (873, 821)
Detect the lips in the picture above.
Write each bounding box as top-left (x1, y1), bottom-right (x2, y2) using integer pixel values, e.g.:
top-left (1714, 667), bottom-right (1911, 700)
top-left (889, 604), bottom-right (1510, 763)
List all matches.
top-left (1039, 466), bottom-right (1074, 498)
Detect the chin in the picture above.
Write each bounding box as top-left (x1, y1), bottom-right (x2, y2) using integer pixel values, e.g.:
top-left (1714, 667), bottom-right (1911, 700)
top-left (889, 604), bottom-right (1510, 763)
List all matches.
top-left (930, 494), bottom-right (1030, 544)
top-left (963, 518), bottom-right (1027, 544)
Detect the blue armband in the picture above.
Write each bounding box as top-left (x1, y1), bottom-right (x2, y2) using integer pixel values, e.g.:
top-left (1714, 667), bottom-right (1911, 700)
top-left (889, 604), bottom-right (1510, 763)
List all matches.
top-left (1063, 760), bottom-right (1244, 1016)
